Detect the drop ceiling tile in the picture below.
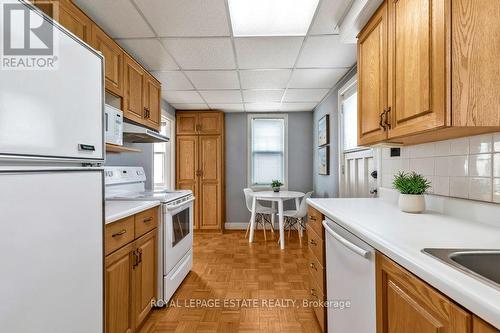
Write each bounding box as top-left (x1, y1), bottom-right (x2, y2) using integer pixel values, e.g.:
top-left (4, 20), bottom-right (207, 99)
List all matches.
top-left (134, 0), bottom-right (230, 37)
top-left (171, 103), bottom-right (210, 110)
top-left (283, 89), bottom-right (330, 102)
top-left (239, 70), bottom-right (292, 89)
top-left (245, 103), bottom-right (282, 112)
top-left (235, 37), bottom-right (304, 69)
top-left (162, 91), bottom-right (204, 104)
top-left (243, 90), bottom-right (284, 103)
top-left (161, 38), bottom-right (236, 70)
top-left (185, 71), bottom-right (240, 90)
top-left (74, 0), bottom-right (155, 38)
top-left (288, 68), bottom-right (348, 88)
top-left (117, 39), bottom-right (179, 70)
top-left (199, 90), bottom-right (243, 104)
top-left (208, 104), bottom-right (245, 112)
top-left (309, 0), bottom-right (352, 35)
top-left (280, 102), bottom-right (317, 111)
top-left (151, 71), bottom-right (194, 90)
top-left (297, 35), bottom-right (356, 68)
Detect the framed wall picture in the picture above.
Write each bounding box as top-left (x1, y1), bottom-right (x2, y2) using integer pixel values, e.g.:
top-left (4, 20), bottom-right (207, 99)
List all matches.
top-left (318, 114), bottom-right (329, 146)
top-left (318, 146), bottom-right (329, 175)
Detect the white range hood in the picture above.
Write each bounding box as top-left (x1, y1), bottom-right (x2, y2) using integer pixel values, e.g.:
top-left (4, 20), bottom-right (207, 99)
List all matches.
top-left (123, 122), bottom-right (169, 143)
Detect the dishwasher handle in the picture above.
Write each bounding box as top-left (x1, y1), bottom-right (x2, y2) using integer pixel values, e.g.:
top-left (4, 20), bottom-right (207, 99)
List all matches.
top-left (322, 220), bottom-right (371, 259)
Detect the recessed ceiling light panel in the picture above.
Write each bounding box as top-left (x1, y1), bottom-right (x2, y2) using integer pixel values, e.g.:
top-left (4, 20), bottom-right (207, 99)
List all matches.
top-left (228, 0), bottom-right (320, 37)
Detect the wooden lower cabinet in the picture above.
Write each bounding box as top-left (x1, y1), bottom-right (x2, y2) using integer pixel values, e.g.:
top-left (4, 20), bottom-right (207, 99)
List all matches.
top-left (132, 231), bottom-right (157, 328)
top-left (105, 207), bottom-right (158, 333)
top-left (376, 252), bottom-right (471, 333)
top-left (105, 243), bottom-right (134, 333)
top-left (306, 205), bottom-right (327, 332)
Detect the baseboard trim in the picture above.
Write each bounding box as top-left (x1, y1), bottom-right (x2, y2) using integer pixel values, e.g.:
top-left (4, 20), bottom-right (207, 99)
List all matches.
top-left (224, 222), bottom-right (248, 230)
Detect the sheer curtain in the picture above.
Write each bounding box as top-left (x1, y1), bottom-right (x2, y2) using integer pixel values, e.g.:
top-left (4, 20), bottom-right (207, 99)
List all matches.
top-left (251, 118), bottom-right (285, 185)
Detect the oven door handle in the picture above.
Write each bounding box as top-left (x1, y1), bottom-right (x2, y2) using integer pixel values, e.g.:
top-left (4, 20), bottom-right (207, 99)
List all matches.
top-left (168, 197), bottom-right (195, 210)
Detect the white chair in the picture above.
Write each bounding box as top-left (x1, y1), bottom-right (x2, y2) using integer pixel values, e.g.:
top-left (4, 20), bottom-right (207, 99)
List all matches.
top-left (243, 188), bottom-right (276, 241)
top-left (281, 191), bottom-right (313, 245)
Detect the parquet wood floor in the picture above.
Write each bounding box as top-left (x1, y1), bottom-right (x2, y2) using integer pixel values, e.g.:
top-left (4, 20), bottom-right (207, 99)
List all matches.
top-left (138, 230), bottom-right (321, 333)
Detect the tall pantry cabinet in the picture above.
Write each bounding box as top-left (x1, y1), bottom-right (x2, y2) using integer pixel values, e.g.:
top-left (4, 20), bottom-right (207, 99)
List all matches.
top-left (176, 111), bottom-right (225, 232)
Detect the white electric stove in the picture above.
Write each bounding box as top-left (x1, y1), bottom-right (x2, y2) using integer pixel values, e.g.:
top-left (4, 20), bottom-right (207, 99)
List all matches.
top-left (105, 167), bottom-right (194, 305)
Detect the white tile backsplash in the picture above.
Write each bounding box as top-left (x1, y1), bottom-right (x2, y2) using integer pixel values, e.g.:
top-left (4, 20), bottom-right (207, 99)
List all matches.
top-left (493, 179), bottom-right (500, 203)
top-left (380, 133), bottom-right (500, 204)
top-left (468, 177), bottom-right (492, 201)
top-left (494, 153), bottom-right (500, 177)
top-left (469, 134), bottom-right (493, 154)
top-left (468, 154), bottom-right (492, 177)
top-left (450, 177), bottom-right (468, 199)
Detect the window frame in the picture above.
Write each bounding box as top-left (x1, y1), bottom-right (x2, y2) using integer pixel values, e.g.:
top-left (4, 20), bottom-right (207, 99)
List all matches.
top-left (153, 112), bottom-right (175, 190)
top-left (247, 113), bottom-right (288, 190)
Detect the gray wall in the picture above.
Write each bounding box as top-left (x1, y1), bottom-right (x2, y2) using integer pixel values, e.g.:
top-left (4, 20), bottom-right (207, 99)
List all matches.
top-left (312, 66), bottom-right (357, 198)
top-left (105, 99), bottom-right (175, 190)
top-left (225, 112), bottom-right (314, 225)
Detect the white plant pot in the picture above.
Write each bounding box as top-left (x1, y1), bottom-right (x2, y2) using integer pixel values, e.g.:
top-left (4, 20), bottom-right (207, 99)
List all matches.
top-left (398, 194), bottom-right (425, 213)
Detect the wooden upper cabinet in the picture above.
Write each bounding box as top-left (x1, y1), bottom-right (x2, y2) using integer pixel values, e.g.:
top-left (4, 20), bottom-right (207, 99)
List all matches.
top-left (32, 0), bottom-right (91, 43)
top-left (176, 112), bottom-right (223, 135)
top-left (357, 2), bottom-right (388, 146)
top-left (58, 0), bottom-right (92, 43)
top-left (474, 316), bottom-right (500, 333)
top-left (452, 0), bottom-right (500, 126)
top-left (377, 253), bottom-right (471, 333)
top-left (198, 112), bottom-right (223, 135)
top-left (176, 113), bottom-right (198, 135)
top-left (132, 230), bottom-right (157, 329)
top-left (105, 243), bottom-right (134, 333)
top-left (143, 74), bottom-right (161, 131)
top-left (91, 25), bottom-right (123, 97)
top-left (123, 54), bottom-right (145, 124)
top-left (387, 0), bottom-right (448, 138)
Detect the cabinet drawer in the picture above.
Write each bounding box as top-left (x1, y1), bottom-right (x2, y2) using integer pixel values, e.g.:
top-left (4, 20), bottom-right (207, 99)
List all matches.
top-left (310, 278), bottom-right (326, 332)
top-left (105, 216), bottom-right (135, 255)
top-left (308, 248), bottom-right (325, 294)
top-left (307, 206), bottom-right (324, 239)
top-left (135, 207), bottom-right (158, 238)
top-left (307, 224), bottom-right (325, 265)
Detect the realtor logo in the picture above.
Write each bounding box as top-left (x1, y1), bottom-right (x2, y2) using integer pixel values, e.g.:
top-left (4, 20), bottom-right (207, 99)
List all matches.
top-left (1, 1), bottom-right (58, 70)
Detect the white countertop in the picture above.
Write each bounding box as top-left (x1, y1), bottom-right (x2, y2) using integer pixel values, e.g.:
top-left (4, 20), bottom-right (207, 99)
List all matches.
top-left (307, 197), bottom-right (500, 329)
top-left (105, 200), bottom-right (161, 225)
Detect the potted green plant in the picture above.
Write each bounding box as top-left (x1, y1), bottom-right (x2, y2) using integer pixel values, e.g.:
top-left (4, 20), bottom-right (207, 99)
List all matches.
top-left (393, 172), bottom-right (431, 213)
top-left (271, 180), bottom-right (284, 192)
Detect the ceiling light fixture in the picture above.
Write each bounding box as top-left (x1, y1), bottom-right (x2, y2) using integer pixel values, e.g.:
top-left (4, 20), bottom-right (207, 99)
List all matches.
top-left (228, 0), bottom-right (320, 37)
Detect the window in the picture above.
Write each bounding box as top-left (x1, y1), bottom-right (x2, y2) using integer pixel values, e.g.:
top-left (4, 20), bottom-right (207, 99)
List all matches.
top-left (341, 84), bottom-right (359, 151)
top-left (154, 115), bottom-right (173, 189)
top-left (248, 114), bottom-right (288, 187)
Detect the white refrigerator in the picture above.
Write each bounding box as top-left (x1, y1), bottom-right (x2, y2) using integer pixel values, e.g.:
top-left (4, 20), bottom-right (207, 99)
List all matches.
top-left (0, 1), bottom-right (104, 332)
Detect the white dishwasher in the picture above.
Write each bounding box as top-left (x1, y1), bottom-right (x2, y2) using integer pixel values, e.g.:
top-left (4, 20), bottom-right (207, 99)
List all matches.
top-left (323, 218), bottom-right (376, 333)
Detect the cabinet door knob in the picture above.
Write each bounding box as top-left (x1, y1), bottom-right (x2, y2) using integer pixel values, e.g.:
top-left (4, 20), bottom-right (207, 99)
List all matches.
top-left (310, 262), bottom-right (317, 270)
top-left (310, 239), bottom-right (317, 246)
top-left (310, 288), bottom-right (317, 297)
top-left (308, 215), bottom-right (316, 221)
top-left (143, 217), bottom-right (153, 223)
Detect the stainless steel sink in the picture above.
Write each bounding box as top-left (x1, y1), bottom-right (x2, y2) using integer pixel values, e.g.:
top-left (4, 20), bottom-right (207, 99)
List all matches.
top-left (422, 248), bottom-right (500, 289)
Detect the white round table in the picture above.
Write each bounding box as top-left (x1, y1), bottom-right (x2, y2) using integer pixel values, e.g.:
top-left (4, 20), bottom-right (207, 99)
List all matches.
top-left (249, 190), bottom-right (305, 250)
